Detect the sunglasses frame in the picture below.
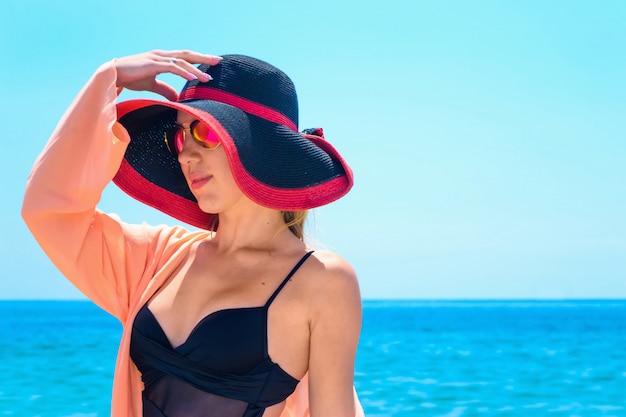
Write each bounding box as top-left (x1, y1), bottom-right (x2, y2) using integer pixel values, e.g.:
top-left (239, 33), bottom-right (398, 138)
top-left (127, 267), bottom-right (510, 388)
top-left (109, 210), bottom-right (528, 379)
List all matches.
top-left (164, 120), bottom-right (221, 155)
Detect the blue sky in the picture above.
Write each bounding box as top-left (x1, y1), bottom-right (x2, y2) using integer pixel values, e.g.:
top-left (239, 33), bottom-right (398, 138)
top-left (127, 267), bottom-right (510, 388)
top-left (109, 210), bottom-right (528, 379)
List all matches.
top-left (2, 0), bottom-right (624, 300)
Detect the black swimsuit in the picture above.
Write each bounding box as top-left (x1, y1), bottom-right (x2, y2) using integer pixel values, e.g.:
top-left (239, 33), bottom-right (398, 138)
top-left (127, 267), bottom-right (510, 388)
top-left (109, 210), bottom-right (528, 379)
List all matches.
top-left (130, 251), bottom-right (314, 417)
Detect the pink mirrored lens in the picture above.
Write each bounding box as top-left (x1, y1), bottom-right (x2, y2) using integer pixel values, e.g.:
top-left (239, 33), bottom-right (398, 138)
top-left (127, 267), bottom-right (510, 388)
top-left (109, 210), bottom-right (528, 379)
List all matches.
top-left (174, 130), bottom-right (185, 153)
top-left (192, 122), bottom-right (220, 149)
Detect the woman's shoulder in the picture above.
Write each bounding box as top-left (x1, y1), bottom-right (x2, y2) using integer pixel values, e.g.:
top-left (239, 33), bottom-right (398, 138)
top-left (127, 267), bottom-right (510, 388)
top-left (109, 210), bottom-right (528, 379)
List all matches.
top-left (303, 249), bottom-right (361, 309)
top-left (308, 249), bottom-right (357, 280)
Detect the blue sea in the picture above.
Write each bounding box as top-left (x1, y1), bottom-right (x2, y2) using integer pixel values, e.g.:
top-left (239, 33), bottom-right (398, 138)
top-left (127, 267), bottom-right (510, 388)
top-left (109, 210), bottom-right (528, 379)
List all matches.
top-left (1, 300), bottom-right (625, 417)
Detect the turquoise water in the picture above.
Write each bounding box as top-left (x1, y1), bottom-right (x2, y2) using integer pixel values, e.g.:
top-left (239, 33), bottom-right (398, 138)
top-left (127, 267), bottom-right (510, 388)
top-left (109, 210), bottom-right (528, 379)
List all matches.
top-left (1, 300), bottom-right (625, 416)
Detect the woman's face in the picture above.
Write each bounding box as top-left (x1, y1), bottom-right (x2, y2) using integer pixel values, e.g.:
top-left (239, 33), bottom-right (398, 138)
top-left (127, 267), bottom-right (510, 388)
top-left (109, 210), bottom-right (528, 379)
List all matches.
top-left (176, 112), bottom-right (246, 215)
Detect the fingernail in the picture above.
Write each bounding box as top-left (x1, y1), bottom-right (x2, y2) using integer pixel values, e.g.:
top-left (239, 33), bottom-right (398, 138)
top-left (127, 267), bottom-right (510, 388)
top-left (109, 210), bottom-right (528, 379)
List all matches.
top-left (188, 72), bottom-right (198, 80)
top-left (201, 73), bottom-right (213, 81)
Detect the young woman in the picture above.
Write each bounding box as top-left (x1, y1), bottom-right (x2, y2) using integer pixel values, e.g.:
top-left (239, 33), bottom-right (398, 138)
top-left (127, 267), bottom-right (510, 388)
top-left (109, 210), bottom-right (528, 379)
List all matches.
top-left (22, 50), bottom-right (363, 417)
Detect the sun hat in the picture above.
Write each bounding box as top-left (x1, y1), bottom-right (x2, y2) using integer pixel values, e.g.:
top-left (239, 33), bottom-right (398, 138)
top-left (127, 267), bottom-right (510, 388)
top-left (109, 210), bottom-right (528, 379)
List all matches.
top-left (113, 54), bottom-right (353, 230)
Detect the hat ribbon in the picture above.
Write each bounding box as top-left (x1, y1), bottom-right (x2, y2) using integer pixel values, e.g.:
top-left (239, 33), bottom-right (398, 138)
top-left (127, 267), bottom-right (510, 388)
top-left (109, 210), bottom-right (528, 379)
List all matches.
top-left (180, 86), bottom-right (298, 132)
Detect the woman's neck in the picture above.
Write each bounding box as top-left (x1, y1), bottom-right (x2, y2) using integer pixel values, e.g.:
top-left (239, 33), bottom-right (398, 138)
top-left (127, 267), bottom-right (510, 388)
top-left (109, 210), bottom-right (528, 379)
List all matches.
top-left (210, 207), bottom-right (301, 255)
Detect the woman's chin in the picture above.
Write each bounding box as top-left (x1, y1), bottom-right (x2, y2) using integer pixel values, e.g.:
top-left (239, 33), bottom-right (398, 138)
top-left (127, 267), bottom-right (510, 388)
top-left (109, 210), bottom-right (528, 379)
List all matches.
top-left (194, 198), bottom-right (220, 215)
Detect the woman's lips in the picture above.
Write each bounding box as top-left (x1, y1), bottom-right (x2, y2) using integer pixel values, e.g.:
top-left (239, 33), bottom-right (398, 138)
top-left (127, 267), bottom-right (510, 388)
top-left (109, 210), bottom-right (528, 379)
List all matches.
top-left (189, 175), bottom-right (212, 190)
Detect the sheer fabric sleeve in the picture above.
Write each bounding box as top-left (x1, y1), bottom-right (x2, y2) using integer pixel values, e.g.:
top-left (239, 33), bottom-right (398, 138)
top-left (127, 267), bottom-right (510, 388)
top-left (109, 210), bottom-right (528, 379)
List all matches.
top-left (21, 60), bottom-right (193, 322)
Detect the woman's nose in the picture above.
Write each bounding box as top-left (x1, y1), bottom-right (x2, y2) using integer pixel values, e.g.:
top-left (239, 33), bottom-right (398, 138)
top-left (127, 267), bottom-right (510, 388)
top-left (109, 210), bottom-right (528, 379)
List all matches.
top-left (177, 131), bottom-right (201, 165)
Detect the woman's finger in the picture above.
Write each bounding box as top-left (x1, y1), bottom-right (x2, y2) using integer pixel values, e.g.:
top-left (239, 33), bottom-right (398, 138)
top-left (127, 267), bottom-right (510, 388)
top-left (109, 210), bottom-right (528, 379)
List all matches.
top-left (148, 79), bottom-right (179, 101)
top-left (156, 58), bottom-right (206, 82)
top-left (167, 58), bottom-right (214, 82)
top-left (156, 49), bottom-right (222, 67)
top-left (148, 52), bottom-right (217, 82)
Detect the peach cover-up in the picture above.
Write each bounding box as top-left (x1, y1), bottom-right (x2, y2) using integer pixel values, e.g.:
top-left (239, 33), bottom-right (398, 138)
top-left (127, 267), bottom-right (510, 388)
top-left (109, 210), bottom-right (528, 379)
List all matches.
top-left (22, 61), bottom-right (364, 417)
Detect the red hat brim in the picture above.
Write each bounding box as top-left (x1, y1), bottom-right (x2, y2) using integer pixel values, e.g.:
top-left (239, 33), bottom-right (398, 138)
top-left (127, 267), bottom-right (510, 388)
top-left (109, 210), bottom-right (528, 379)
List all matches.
top-left (113, 98), bottom-right (353, 231)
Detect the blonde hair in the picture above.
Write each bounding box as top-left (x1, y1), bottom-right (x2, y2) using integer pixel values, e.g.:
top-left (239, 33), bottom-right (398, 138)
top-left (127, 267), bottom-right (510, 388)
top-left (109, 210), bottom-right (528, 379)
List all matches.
top-left (281, 210), bottom-right (309, 240)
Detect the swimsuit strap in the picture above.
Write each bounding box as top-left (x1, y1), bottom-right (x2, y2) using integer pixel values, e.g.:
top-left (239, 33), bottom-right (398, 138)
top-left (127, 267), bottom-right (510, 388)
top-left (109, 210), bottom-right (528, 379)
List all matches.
top-left (264, 251), bottom-right (314, 308)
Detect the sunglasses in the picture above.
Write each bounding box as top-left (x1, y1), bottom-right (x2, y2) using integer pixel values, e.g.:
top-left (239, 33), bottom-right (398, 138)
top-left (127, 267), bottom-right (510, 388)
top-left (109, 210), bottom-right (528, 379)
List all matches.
top-left (164, 120), bottom-right (221, 155)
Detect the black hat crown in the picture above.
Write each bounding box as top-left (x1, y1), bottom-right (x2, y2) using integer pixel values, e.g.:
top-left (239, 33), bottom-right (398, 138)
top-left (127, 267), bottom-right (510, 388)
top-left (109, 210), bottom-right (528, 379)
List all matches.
top-left (180, 55), bottom-right (299, 129)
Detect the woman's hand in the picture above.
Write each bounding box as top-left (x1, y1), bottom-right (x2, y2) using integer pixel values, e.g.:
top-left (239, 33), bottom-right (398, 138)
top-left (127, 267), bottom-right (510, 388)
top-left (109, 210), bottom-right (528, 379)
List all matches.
top-left (115, 50), bottom-right (222, 101)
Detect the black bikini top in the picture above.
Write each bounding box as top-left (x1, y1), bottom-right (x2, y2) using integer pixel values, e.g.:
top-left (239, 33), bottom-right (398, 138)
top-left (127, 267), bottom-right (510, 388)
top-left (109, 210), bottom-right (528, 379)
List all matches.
top-left (130, 251), bottom-right (314, 417)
